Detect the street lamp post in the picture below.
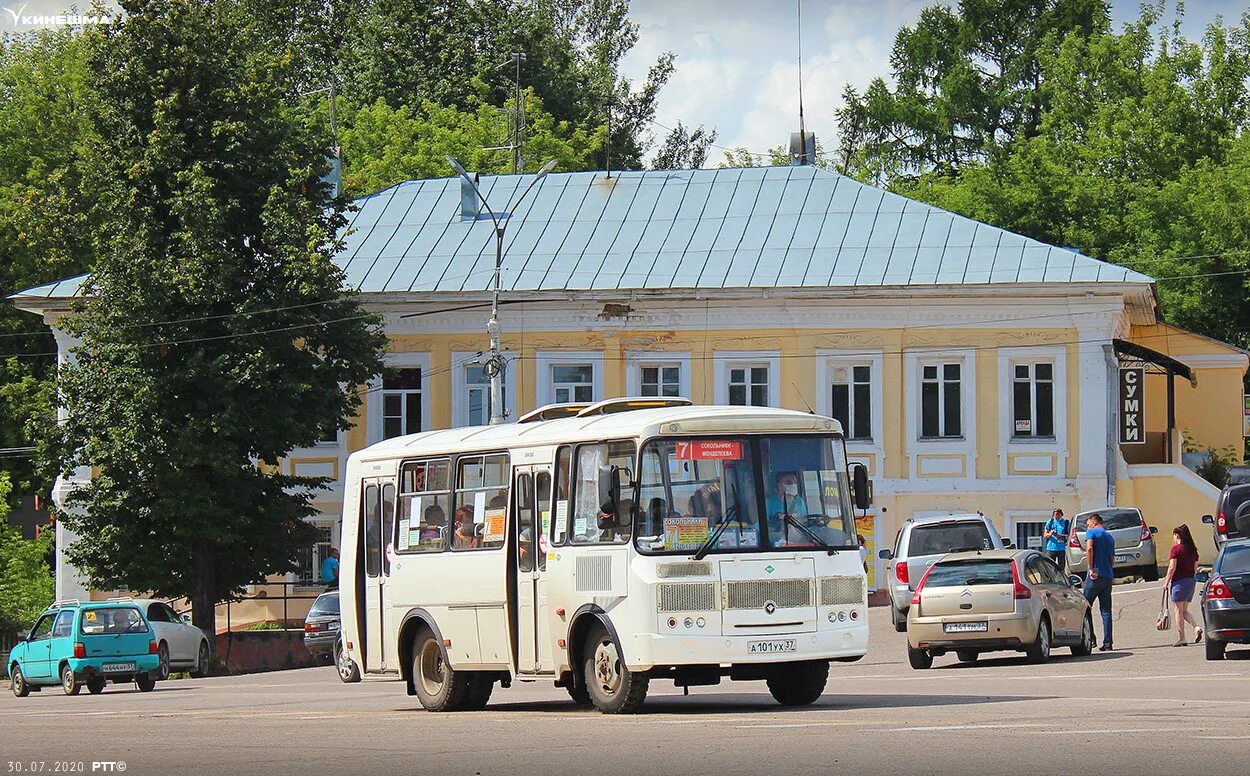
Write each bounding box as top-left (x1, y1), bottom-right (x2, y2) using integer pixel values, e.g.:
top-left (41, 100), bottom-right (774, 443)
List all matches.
top-left (446, 157), bottom-right (557, 425)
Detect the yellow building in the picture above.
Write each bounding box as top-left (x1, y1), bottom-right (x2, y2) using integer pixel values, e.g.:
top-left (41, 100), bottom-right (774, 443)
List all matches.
top-left (13, 166), bottom-right (1246, 605)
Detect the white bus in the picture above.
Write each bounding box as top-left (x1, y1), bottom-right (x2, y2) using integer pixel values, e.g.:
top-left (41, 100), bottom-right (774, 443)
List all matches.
top-left (338, 399), bottom-right (872, 713)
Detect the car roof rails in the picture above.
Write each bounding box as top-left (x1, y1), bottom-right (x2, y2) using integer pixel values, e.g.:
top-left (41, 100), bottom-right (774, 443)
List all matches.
top-left (575, 397), bottom-right (692, 417)
top-left (517, 402), bottom-right (591, 423)
top-left (49, 598), bottom-right (82, 609)
top-left (107, 596), bottom-right (135, 602)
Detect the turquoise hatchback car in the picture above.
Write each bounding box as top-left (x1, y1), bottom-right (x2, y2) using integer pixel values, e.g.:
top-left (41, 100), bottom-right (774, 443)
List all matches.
top-left (8, 601), bottom-right (161, 697)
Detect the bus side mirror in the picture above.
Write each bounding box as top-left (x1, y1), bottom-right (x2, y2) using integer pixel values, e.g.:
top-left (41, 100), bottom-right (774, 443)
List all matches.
top-left (850, 463), bottom-right (871, 511)
top-left (597, 465), bottom-right (618, 530)
top-left (1202, 514), bottom-right (1214, 524)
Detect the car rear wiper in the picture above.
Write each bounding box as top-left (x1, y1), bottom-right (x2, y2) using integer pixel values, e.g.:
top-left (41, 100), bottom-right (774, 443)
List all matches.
top-left (781, 514), bottom-right (838, 556)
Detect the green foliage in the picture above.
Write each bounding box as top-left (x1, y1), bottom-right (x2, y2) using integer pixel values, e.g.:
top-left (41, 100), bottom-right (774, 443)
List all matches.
top-left (337, 90), bottom-right (605, 198)
top-left (51, 0), bottom-right (387, 634)
top-left (651, 122), bottom-right (718, 170)
top-left (0, 474), bottom-right (55, 636)
top-left (1194, 445), bottom-right (1239, 489)
top-left (842, 1), bottom-right (1250, 346)
top-left (0, 27), bottom-right (99, 499)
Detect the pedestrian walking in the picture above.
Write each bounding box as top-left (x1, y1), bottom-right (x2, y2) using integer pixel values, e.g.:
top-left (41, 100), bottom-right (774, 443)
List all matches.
top-left (1162, 523), bottom-right (1202, 646)
top-left (1082, 513), bottom-right (1116, 651)
top-left (1042, 508), bottom-right (1069, 572)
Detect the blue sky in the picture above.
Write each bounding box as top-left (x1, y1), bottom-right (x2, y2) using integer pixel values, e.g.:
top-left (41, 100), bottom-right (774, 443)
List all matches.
top-left (620, 0), bottom-right (1248, 164)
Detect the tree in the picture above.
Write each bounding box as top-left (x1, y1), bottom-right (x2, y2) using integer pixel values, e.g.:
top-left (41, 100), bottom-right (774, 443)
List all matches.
top-left (0, 473), bottom-right (54, 637)
top-left (337, 90), bottom-right (605, 198)
top-left (651, 122), bottom-right (718, 170)
top-left (51, 0), bottom-right (388, 641)
top-left (0, 28), bottom-right (98, 503)
top-left (837, 0), bottom-right (1110, 183)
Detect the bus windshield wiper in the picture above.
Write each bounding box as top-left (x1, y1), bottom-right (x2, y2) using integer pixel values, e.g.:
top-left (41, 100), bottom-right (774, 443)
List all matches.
top-left (782, 514), bottom-right (838, 556)
top-left (692, 520), bottom-right (731, 561)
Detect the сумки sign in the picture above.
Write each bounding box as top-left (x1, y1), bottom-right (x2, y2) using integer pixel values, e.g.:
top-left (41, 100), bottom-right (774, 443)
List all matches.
top-left (1118, 367), bottom-right (1145, 445)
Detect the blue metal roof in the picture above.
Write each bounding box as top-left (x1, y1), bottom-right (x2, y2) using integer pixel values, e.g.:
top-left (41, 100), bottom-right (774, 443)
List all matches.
top-left (9, 165), bottom-right (1152, 302)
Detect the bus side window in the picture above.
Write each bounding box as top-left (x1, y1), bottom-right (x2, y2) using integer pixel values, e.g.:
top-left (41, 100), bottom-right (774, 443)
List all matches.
top-left (535, 471), bottom-right (551, 570)
top-left (552, 446), bottom-right (571, 546)
top-left (516, 473), bottom-right (535, 572)
top-left (381, 483), bottom-right (395, 575)
top-left (363, 483), bottom-right (380, 578)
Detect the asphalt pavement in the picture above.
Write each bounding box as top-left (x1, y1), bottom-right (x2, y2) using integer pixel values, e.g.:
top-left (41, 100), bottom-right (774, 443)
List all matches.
top-left (3, 580), bottom-right (1247, 776)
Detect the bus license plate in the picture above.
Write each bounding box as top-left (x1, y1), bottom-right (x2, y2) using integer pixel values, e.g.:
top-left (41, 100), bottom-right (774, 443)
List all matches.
top-left (102, 662), bottom-right (134, 673)
top-left (943, 622), bottom-right (988, 633)
top-left (748, 639), bottom-right (796, 654)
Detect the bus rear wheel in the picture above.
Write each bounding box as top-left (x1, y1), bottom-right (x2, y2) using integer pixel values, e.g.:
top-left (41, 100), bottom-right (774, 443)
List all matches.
top-left (766, 660), bottom-right (829, 706)
top-left (412, 630), bottom-right (472, 711)
top-left (582, 624), bottom-right (648, 714)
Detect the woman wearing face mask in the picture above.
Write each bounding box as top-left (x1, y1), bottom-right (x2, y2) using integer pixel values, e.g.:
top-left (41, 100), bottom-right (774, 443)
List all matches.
top-left (765, 471), bottom-right (809, 546)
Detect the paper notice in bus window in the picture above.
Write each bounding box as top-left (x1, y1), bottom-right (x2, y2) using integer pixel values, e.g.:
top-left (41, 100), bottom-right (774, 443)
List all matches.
top-left (483, 509), bottom-right (506, 543)
top-left (397, 518), bottom-right (411, 550)
top-left (573, 516), bottom-right (588, 536)
top-left (555, 501), bottom-right (568, 537)
top-left (675, 440), bottom-right (742, 461)
top-left (738, 530), bottom-right (759, 548)
top-left (473, 491), bottom-right (486, 523)
top-left (540, 509), bottom-right (551, 534)
top-left (663, 516), bottom-right (709, 550)
top-left (820, 472), bottom-right (843, 507)
top-left (411, 495), bottom-right (424, 524)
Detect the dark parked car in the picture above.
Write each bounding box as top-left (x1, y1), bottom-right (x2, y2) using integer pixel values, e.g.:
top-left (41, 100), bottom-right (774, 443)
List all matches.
top-left (303, 592), bottom-right (340, 666)
top-left (1202, 539), bottom-right (1250, 660)
top-left (1203, 484), bottom-right (1250, 547)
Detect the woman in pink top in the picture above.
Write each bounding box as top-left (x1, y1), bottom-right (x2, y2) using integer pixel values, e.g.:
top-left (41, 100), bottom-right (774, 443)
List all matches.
top-left (1162, 524), bottom-right (1201, 646)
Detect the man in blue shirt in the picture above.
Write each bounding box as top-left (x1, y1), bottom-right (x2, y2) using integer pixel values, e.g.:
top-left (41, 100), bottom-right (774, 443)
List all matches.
top-left (1082, 514), bottom-right (1116, 651)
top-left (1043, 508), bottom-right (1070, 572)
top-left (320, 547), bottom-right (340, 589)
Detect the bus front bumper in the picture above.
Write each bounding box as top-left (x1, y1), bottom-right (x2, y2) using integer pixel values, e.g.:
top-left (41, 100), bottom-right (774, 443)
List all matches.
top-left (625, 626), bottom-right (868, 670)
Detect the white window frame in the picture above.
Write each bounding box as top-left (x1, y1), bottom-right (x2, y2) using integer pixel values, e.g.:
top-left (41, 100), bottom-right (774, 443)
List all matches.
top-left (625, 351), bottom-right (692, 399)
top-left (713, 351), bottom-right (781, 407)
top-left (998, 345), bottom-right (1069, 478)
top-left (366, 352), bottom-right (432, 445)
top-left (818, 354), bottom-right (881, 443)
top-left (1010, 361), bottom-right (1056, 439)
top-left (904, 349), bottom-right (976, 479)
top-left (451, 351), bottom-right (518, 427)
top-left (917, 360), bottom-right (965, 440)
top-left (534, 351), bottom-right (604, 407)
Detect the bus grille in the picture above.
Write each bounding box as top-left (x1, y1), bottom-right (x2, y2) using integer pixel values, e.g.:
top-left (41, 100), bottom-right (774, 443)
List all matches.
top-left (657, 583), bottom-right (718, 612)
top-left (575, 555), bottom-right (612, 592)
top-left (723, 579), bottom-right (813, 610)
top-left (819, 576), bottom-right (866, 606)
top-left (657, 561), bottom-right (713, 578)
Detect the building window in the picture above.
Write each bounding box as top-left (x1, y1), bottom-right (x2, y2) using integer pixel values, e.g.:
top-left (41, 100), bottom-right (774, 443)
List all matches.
top-left (552, 364), bottom-right (594, 404)
top-left (296, 525), bottom-right (333, 586)
top-left (382, 368), bottom-right (422, 439)
top-left (640, 364), bottom-right (681, 397)
top-left (465, 364), bottom-right (506, 426)
top-left (1012, 363), bottom-right (1054, 438)
top-left (831, 365), bottom-right (872, 441)
top-left (921, 363), bottom-right (962, 438)
top-left (728, 365), bottom-right (769, 407)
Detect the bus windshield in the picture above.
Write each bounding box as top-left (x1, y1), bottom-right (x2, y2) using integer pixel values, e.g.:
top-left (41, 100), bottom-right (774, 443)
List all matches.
top-left (634, 435), bottom-right (856, 555)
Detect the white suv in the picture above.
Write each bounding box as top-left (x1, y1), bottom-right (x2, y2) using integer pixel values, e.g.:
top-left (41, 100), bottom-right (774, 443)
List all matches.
top-left (879, 514), bottom-right (1008, 632)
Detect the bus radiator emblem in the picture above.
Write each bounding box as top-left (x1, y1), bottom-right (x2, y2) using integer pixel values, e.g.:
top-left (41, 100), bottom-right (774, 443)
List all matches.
top-left (764, 601), bottom-right (777, 615)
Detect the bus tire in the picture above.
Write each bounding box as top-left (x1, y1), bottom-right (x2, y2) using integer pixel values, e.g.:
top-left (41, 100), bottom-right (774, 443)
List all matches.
top-left (463, 674), bottom-right (494, 711)
top-left (412, 630), bottom-right (472, 711)
top-left (765, 660), bottom-right (828, 706)
top-left (582, 624), bottom-right (648, 714)
top-left (335, 638), bottom-right (361, 684)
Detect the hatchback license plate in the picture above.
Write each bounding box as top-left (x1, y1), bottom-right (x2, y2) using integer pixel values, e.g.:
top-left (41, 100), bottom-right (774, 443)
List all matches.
top-left (102, 662), bottom-right (134, 673)
top-left (943, 621), bottom-right (988, 633)
top-left (1114, 555), bottom-right (1130, 564)
top-left (748, 639), bottom-right (796, 654)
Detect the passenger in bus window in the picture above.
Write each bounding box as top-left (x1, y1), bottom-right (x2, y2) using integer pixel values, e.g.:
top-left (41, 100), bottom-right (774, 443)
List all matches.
top-left (454, 505), bottom-right (478, 549)
top-left (421, 504), bottom-right (446, 547)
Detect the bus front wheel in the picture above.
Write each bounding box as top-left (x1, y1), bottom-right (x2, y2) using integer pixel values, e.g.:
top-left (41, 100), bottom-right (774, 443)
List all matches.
top-left (766, 660), bottom-right (828, 706)
top-left (412, 630), bottom-right (472, 711)
top-left (582, 624), bottom-right (648, 714)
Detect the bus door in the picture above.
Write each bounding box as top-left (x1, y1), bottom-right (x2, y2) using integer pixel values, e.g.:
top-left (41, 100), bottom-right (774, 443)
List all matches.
top-left (513, 466), bottom-right (554, 674)
top-left (360, 477), bottom-right (396, 672)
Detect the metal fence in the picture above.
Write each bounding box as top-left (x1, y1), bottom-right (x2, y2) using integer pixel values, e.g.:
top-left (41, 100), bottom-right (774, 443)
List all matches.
top-left (222, 581), bottom-right (328, 632)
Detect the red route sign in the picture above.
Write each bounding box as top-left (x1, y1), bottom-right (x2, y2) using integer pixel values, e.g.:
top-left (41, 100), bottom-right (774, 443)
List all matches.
top-left (675, 440), bottom-right (742, 460)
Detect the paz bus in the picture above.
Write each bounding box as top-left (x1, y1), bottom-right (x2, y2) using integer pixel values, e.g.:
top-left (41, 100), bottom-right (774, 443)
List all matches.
top-left (338, 398), bottom-right (872, 713)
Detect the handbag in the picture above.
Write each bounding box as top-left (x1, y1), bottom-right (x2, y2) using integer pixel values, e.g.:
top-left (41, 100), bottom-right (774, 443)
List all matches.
top-left (1155, 589), bottom-right (1171, 631)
